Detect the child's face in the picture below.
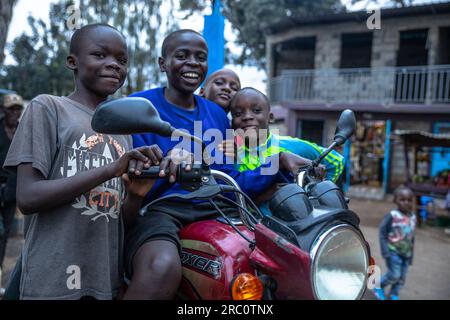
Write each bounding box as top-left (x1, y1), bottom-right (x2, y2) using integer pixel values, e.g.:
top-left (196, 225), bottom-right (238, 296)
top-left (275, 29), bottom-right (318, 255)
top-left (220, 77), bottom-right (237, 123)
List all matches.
top-left (230, 91), bottom-right (271, 132)
top-left (159, 32), bottom-right (208, 94)
top-left (395, 189), bottom-right (414, 214)
top-left (70, 26), bottom-right (128, 97)
top-left (202, 70), bottom-right (240, 111)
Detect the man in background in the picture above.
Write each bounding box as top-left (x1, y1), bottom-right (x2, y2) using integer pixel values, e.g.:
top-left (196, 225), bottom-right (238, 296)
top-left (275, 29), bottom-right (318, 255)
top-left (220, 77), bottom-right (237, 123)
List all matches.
top-left (0, 93), bottom-right (24, 296)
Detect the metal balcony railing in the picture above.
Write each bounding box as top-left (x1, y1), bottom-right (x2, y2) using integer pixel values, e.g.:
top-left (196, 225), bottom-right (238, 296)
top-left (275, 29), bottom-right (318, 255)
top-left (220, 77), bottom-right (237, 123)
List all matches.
top-left (269, 65), bottom-right (450, 105)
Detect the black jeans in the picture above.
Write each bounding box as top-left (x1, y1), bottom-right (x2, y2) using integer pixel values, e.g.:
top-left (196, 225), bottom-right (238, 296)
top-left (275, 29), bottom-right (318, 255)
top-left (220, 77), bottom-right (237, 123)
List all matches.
top-left (0, 201), bottom-right (16, 269)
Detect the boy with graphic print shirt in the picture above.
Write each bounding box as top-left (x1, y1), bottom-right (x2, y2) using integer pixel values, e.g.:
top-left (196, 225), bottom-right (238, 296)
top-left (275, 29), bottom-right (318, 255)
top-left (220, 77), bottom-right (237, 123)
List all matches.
top-left (3, 24), bottom-right (164, 300)
top-left (123, 29), bottom-right (311, 300)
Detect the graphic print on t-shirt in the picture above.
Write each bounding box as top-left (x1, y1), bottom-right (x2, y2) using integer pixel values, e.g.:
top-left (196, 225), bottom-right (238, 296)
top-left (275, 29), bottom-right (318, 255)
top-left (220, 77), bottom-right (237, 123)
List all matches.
top-left (61, 133), bottom-right (126, 222)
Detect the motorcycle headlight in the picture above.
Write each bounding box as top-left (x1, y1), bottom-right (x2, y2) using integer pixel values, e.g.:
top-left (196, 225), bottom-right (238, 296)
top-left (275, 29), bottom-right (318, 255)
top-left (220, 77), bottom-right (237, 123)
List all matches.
top-left (310, 224), bottom-right (369, 300)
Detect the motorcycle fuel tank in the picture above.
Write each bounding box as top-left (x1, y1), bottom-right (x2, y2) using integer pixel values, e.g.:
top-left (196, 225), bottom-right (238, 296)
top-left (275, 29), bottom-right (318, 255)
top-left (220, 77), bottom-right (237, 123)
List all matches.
top-left (178, 219), bottom-right (255, 300)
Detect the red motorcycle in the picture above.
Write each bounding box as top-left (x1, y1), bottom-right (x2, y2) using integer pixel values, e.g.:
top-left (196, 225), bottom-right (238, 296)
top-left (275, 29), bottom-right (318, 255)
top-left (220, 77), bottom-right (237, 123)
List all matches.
top-left (92, 99), bottom-right (373, 300)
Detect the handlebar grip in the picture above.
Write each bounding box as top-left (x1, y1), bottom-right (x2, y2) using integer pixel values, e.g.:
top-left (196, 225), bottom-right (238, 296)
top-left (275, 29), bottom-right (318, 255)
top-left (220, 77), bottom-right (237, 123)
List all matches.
top-left (128, 166), bottom-right (168, 179)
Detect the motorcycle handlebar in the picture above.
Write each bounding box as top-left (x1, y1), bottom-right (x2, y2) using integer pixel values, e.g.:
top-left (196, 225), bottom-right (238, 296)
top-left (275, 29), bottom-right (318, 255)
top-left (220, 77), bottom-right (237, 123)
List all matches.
top-left (127, 165), bottom-right (256, 231)
top-left (129, 166), bottom-right (168, 179)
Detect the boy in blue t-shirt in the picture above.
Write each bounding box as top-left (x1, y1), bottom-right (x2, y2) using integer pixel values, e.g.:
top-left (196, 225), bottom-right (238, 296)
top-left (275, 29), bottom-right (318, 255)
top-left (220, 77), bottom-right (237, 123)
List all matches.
top-left (123, 30), bottom-right (308, 299)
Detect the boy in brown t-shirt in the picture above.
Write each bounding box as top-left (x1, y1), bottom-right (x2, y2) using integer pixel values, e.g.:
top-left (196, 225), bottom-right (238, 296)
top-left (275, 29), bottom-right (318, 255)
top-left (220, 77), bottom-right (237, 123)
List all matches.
top-left (3, 24), bottom-right (164, 300)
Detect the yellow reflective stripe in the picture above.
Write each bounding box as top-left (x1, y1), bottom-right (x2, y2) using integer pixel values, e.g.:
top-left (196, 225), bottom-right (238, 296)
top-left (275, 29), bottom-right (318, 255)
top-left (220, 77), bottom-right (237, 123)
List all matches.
top-left (262, 145), bottom-right (287, 158)
top-left (326, 150), bottom-right (344, 182)
top-left (238, 135), bottom-right (344, 182)
top-left (238, 143), bottom-right (287, 171)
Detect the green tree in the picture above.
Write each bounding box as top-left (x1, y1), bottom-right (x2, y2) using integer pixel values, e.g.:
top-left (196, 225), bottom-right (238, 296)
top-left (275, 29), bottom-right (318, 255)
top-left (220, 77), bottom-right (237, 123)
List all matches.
top-left (180, 0), bottom-right (343, 69)
top-left (0, 0), bottom-right (18, 66)
top-left (0, 2), bottom-right (77, 99)
top-left (1, 0), bottom-right (178, 99)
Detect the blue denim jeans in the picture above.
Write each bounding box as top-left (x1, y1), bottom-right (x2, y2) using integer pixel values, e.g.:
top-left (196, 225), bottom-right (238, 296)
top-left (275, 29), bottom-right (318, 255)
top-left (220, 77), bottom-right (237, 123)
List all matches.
top-left (381, 251), bottom-right (410, 297)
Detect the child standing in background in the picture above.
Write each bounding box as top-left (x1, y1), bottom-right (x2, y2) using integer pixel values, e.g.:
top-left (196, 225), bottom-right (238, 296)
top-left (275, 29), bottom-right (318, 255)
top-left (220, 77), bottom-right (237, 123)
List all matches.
top-left (374, 186), bottom-right (416, 300)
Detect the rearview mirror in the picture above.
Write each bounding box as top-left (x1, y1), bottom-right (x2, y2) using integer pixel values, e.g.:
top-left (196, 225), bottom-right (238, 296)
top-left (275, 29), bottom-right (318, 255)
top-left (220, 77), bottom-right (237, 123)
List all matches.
top-left (91, 97), bottom-right (173, 136)
top-left (333, 109), bottom-right (356, 146)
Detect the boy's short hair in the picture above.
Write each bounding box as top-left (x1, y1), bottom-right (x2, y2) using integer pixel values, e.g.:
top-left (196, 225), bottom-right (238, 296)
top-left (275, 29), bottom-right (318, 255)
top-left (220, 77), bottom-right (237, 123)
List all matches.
top-left (230, 87), bottom-right (271, 110)
top-left (69, 23), bottom-right (122, 55)
top-left (203, 68), bottom-right (240, 88)
top-left (393, 185), bottom-right (414, 201)
top-left (161, 29), bottom-right (203, 58)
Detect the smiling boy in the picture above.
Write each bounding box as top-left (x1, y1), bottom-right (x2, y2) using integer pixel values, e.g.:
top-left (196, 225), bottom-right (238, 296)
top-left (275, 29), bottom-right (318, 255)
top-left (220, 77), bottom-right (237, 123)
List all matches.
top-left (3, 24), bottom-right (161, 300)
top-left (229, 88), bottom-right (345, 213)
top-left (123, 30), bottom-right (305, 299)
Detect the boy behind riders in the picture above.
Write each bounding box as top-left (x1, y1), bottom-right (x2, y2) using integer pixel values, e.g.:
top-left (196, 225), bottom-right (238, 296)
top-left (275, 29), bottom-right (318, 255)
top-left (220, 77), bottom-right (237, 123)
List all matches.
top-left (229, 87), bottom-right (345, 215)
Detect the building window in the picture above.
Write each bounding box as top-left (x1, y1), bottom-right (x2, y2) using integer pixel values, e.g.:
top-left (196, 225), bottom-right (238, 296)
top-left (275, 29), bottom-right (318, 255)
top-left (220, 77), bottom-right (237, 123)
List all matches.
top-left (437, 27), bottom-right (450, 65)
top-left (296, 119), bottom-right (324, 146)
top-left (394, 29), bottom-right (430, 103)
top-left (397, 29), bottom-right (429, 66)
top-left (340, 32), bottom-right (373, 69)
top-left (273, 36), bottom-right (316, 76)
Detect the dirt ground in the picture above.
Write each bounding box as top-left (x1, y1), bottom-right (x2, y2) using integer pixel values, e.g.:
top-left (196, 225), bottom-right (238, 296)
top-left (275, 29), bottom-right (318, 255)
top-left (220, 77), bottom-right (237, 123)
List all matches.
top-left (1, 198), bottom-right (449, 299)
top-left (349, 199), bottom-right (450, 300)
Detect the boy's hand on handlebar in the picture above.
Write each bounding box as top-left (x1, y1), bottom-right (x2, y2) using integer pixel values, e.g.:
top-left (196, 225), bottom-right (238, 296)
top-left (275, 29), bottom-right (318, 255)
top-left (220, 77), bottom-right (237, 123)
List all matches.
top-left (313, 165), bottom-right (326, 179)
top-left (113, 145), bottom-right (163, 198)
top-left (110, 145), bottom-right (163, 178)
top-left (279, 152), bottom-right (311, 175)
top-left (122, 172), bottom-right (157, 198)
top-left (159, 148), bottom-right (194, 183)
top-left (279, 152), bottom-right (325, 179)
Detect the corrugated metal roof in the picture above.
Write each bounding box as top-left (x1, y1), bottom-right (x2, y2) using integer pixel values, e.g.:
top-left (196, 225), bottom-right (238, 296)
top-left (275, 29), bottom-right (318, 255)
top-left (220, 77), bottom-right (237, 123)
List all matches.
top-left (394, 129), bottom-right (450, 147)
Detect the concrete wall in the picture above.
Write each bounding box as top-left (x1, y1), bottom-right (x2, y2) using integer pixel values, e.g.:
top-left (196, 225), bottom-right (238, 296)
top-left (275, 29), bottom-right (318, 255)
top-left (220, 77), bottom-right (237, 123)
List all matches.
top-left (266, 12), bottom-right (449, 193)
top-left (266, 13), bottom-right (450, 78)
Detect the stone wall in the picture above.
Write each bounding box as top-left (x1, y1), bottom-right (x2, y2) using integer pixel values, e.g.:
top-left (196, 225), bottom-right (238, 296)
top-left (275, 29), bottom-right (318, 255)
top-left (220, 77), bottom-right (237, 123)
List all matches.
top-left (266, 13), bottom-right (450, 79)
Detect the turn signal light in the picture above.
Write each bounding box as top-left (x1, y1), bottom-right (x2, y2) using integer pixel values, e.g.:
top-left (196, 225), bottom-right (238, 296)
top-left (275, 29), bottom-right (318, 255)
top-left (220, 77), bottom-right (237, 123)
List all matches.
top-left (368, 256), bottom-right (376, 275)
top-left (231, 273), bottom-right (263, 300)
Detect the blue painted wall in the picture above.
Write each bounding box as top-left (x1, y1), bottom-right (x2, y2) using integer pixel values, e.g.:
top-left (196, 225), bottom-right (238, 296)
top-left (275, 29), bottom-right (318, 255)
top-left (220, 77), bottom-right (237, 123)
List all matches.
top-left (431, 122), bottom-right (450, 177)
top-left (383, 120), bottom-right (392, 193)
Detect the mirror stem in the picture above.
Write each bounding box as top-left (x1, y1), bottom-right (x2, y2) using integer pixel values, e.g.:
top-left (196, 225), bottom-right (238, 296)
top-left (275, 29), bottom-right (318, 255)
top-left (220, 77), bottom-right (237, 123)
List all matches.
top-left (312, 141), bottom-right (337, 167)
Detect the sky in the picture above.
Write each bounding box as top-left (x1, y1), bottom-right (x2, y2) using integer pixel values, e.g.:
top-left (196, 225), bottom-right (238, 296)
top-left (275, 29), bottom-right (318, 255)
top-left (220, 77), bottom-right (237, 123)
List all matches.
top-left (4, 0), bottom-right (442, 93)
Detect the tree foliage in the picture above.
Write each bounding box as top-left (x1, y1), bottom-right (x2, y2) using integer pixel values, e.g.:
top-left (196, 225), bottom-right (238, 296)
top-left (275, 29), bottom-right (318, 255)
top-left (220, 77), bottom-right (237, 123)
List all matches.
top-left (0, 11), bottom-right (74, 99)
top-left (1, 0), bottom-right (177, 99)
top-left (0, 0), bottom-right (18, 66)
top-left (180, 0), bottom-right (344, 69)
